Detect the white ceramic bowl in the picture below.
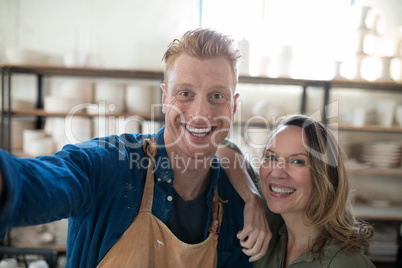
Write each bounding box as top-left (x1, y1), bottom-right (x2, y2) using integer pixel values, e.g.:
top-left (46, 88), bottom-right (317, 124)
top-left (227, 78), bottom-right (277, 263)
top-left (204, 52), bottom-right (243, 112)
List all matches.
top-left (23, 129), bottom-right (46, 155)
top-left (5, 48), bottom-right (44, 65)
top-left (28, 137), bottom-right (54, 156)
top-left (60, 80), bottom-right (94, 103)
top-left (44, 96), bottom-right (82, 113)
top-left (125, 84), bottom-right (156, 115)
top-left (95, 83), bottom-right (125, 114)
top-left (396, 105), bottom-right (402, 127)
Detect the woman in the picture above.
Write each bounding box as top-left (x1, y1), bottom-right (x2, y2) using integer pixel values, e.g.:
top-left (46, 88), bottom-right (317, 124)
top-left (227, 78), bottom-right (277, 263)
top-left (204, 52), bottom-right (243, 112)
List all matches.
top-left (219, 114), bottom-right (375, 267)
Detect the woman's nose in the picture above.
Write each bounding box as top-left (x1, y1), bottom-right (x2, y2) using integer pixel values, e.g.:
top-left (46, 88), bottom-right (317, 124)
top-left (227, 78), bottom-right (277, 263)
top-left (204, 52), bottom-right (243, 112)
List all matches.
top-left (270, 160), bottom-right (288, 179)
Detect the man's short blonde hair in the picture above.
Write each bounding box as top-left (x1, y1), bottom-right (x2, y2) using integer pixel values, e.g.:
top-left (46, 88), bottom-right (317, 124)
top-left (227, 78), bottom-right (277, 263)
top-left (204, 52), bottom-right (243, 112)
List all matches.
top-left (162, 28), bottom-right (242, 90)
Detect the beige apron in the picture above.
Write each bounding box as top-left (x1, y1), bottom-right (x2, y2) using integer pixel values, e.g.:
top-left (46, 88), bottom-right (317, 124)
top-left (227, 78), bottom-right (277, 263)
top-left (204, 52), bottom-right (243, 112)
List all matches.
top-left (97, 138), bottom-right (226, 268)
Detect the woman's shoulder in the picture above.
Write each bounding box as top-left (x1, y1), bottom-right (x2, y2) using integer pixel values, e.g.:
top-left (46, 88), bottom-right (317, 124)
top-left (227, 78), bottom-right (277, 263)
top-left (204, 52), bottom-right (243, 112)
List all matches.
top-left (326, 246), bottom-right (375, 268)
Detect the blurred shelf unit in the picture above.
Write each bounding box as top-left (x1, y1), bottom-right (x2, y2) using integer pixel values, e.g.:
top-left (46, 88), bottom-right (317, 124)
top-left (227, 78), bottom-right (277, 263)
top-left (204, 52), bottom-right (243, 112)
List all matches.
top-left (0, 65), bottom-right (165, 151)
top-left (349, 168), bottom-right (402, 178)
top-left (1, 65), bottom-right (402, 264)
top-left (0, 64), bottom-right (401, 136)
top-left (11, 108), bottom-right (159, 120)
top-left (1, 64), bottom-right (402, 148)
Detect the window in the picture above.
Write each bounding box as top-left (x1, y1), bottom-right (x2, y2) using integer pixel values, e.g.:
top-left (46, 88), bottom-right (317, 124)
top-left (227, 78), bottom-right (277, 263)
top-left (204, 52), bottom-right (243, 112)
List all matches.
top-left (201, 0), bottom-right (400, 81)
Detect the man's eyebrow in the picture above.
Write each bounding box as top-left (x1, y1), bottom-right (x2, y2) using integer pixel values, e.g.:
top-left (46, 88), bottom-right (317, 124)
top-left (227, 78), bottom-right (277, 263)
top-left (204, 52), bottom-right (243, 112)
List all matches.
top-left (211, 85), bottom-right (232, 92)
top-left (175, 82), bottom-right (193, 88)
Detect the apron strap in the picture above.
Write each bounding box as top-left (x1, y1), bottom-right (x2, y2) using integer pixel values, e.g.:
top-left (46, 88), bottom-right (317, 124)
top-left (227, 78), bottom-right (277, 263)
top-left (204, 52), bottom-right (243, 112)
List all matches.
top-left (140, 137), bottom-right (227, 239)
top-left (139, 138), bottom-right (158, 212)
top-left (209, 187), bottom-right (228, 239)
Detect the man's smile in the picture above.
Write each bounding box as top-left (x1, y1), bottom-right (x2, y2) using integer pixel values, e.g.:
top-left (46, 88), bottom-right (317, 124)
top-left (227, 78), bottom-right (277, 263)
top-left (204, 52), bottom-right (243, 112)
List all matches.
top-left (183, 124), bottom-right (215, 138)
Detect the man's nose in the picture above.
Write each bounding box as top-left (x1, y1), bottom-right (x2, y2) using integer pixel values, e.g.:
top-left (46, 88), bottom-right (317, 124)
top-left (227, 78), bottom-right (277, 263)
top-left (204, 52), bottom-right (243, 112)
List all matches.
top-left (191, 96), bottom-right (212, 118)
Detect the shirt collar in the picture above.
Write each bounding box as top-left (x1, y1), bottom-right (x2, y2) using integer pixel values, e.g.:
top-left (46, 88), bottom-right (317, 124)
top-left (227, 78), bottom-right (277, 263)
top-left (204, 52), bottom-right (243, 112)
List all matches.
top-left (278, 225), bottom-right (316, 264)
top-left (152, 126), bottom-right (220, 193)
top-left (279, 225), bottom-right (346, 266)
top-left (152, 126), bottom-right (174, 183)
top-left (207, 156), bottom-right (220, 199)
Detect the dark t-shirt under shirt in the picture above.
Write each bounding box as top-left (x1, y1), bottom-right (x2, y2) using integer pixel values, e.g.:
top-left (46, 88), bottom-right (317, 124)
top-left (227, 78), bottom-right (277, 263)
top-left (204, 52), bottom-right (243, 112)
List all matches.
top-left (166, 187), bottom-right (209, 244)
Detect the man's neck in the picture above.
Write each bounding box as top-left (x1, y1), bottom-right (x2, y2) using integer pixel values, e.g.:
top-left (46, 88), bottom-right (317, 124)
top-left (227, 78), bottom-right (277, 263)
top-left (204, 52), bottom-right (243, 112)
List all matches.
top-left (168, 152), bottom-right (214, 201)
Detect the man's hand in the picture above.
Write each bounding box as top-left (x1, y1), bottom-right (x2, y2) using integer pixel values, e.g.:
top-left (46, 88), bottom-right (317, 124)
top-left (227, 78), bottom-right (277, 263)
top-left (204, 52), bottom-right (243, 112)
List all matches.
top-left (238, 194), bottom-right (271, 262)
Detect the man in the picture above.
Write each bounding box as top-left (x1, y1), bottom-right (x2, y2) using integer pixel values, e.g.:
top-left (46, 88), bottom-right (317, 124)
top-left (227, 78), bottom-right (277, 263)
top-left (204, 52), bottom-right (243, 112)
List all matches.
top-left (0, 28), bottom-right (269, 267)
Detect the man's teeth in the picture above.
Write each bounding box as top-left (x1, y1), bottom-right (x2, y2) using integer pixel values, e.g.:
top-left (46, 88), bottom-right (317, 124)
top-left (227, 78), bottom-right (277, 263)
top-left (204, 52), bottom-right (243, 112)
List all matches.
top-left (185, 125), bottom-right (212, 137)
top-left (271, 186), bottom-right (296, 195)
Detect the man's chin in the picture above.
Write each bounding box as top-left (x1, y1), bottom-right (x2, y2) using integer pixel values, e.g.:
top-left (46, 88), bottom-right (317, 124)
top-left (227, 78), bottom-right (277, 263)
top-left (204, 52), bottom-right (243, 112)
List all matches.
top-left (183, 143), bottom-right (217, 158)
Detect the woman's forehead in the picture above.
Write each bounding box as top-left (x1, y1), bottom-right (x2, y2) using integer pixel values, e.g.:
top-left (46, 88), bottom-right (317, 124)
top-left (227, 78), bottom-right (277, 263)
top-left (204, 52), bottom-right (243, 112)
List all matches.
top-left (266, 125), bottom-right (309, 152)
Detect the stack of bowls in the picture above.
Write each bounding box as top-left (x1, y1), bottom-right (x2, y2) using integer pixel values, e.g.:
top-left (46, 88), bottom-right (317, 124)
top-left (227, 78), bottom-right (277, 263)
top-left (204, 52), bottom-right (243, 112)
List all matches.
top-left (94, 83), bottom-right (125, 114)
top-left (361, 141), bottom-right (401, 168)
top-left (125, 84), bottom-right (157, 116)
top-left (23, 129), bottom-right (54, 156)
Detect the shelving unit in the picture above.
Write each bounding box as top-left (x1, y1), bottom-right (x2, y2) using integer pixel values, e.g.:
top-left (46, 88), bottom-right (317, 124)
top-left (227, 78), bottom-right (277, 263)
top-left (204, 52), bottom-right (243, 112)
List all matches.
top-left (11, 108), bottom-right (159, 120)
top-left (1, 64), bottom-right (402, 264)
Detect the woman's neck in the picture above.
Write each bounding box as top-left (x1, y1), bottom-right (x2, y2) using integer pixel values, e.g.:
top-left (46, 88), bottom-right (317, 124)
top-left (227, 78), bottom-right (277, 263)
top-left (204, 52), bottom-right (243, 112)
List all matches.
top-left (282, 213), bottom-right (317, 267)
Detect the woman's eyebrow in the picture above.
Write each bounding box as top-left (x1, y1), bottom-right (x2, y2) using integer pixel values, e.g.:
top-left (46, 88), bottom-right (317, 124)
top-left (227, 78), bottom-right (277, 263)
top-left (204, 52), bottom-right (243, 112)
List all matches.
top-left (265, 149), bottom-right (307, 157)
top-left (290, 153), bottom-right (308, 157)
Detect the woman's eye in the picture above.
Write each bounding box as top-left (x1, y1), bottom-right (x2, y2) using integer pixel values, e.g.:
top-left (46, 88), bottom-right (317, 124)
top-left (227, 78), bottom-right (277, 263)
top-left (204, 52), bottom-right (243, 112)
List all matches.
top-left (291, 159), bottom-right (305, 165)
top-left (264, 155), bottom-right (277, 161)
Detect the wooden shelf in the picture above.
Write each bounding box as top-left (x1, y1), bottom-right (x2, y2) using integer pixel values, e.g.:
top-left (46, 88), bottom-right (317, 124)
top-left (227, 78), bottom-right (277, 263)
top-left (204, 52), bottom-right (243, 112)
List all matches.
top-left (1, 65), bottom-right (164, 80)
top-left (10, 109), bottom-right (402, 134)
top-left (232, 120), bottom-right (402, 134)
top-left (349, 168), bottom-right (402, 177)
top-left (354, 204), bottom-right (402, 221)
top-left (12, 243), bottom-right (66, 254)
top-left (238, 74), bottom-right (402, 91)
top-left (11, 109), bottom-right (160, 121)
top-left (336, 123), bottom-right (402, 133)
top-left (2, 64), bottom-right (401, 90)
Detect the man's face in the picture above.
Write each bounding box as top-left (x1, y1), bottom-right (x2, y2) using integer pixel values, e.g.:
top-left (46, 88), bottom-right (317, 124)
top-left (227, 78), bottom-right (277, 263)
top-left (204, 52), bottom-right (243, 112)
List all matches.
top-left (161, 53), bottom-right (239, 160)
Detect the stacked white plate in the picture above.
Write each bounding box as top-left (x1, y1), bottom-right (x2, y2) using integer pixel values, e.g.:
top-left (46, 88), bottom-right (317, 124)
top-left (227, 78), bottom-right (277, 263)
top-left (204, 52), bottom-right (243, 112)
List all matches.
top-left (360, 141), bottom-right (401, 168)
top-left (6, 118), bottom-right (36, 150)
top-left (367, 222), bottom-right (398, 262)
top-left (125, 84), bottom-right (158, 116)
top-left (60, 79), bottom-right (94, 103)
top-left (95, 83), bottom-right (125, 114)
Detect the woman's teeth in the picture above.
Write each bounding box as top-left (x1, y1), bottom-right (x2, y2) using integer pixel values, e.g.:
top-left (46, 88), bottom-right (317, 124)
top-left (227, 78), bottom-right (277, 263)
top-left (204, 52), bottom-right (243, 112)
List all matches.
top-left (271, 186), bottom-right (296, 195)
top-left (185, 125), bottom-right (212, 137)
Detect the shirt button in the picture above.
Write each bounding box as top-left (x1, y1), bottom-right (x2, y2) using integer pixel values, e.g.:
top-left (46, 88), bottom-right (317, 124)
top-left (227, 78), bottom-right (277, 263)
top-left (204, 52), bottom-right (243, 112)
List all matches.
top-left (167, 179), bottom-right (172, 184)
top-left (167, 196), bottom-right (173, 202)
top-left (157, 178), bottom-right (161, 182)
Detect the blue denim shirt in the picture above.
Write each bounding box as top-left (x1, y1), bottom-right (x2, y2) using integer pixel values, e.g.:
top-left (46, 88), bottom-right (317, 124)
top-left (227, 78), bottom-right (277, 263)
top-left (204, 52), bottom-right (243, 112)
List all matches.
top-left (0, 127), bottom-right (251, 268)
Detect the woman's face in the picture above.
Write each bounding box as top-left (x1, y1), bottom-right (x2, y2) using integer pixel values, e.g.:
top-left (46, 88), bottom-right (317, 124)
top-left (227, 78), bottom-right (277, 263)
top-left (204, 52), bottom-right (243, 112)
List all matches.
top-left (259, 125), bottom-right (313, 218)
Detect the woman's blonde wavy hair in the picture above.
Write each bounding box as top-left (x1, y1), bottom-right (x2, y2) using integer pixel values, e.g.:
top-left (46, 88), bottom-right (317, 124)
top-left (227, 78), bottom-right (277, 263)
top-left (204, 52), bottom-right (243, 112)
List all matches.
top-left (162, 28), bottom-right (242, 90)
top-left (275, 114), bottom-right (374, 255)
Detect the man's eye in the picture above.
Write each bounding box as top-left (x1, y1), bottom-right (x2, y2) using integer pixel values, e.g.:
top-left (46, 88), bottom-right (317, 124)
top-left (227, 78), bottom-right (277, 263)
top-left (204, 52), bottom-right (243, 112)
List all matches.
top-left (179, 91), bottom-right (190, 97)
top-left (211, 93), bottom-right (224, 99)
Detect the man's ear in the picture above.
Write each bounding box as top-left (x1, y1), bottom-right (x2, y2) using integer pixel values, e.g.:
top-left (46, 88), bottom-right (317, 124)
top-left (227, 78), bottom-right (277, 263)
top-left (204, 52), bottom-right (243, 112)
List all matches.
top-left (232, 92), bottom-right (240, 120)
top-left (160, 83), bottom-right (167, 114)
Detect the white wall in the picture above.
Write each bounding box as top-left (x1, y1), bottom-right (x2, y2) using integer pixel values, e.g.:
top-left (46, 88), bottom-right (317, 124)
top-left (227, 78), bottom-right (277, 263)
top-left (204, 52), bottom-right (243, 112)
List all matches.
top-left (0, 0), bottom-right (201, 69)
